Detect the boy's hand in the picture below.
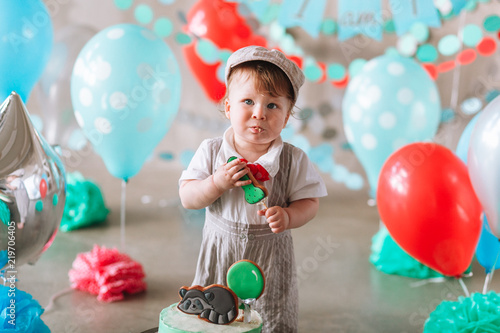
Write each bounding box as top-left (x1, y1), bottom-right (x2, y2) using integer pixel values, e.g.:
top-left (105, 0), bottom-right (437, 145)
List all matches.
top-left (258, 206), bottom-right (290, 234)
top-left (213, 158), bottom-right (252, 192)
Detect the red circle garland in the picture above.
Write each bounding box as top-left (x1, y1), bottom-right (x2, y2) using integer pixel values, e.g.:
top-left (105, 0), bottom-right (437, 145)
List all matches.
top-left (331, 74), bottom-right (349, 89)
top-left (422, 63), bottom-right (438, 80)
top-left (457, 49), bottom-right (477, 65)
top-left (318, 62), bottom-right (327, 84)
top-left (437, 60), bottom-right (456, 73)
top-left (477, 36), bottom-right (497, 56)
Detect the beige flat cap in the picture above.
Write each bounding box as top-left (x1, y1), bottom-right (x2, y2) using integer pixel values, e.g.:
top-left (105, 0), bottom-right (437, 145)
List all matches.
top-left (225, 45), bottom-right (305, 103)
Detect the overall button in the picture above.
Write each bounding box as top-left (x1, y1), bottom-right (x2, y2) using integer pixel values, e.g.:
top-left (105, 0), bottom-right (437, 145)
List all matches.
top-left (248, 234), bottom-right (255, 240)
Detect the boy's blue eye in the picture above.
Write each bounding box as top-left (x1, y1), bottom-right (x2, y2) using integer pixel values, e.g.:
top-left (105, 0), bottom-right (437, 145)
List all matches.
top-left (244, 99), bottom-right (253, 105)
top-left (267, 103), bottom-right (277, 109)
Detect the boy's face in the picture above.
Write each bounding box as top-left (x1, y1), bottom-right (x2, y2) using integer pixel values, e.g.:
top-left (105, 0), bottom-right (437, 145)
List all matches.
top-left (224, 71), bottom-right (291, 150)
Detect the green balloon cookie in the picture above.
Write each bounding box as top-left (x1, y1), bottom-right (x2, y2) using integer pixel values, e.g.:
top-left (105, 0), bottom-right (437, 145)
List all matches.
top-left (227, 260), bottom-right (265, 300)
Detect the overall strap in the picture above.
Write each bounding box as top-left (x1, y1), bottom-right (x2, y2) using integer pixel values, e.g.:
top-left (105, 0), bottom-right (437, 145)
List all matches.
top-left (268, 142), bottom-right (293, 208)
top-left (207, 137), bottom-right (223, 214)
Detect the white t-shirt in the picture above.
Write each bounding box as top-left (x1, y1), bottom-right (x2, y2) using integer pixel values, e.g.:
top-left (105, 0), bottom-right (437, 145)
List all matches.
top-left (179, 128), bottom-right (328, 224)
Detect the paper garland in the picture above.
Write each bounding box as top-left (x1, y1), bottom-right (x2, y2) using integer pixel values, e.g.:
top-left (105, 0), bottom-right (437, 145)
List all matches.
top-left (115, 0), bottom-right (500, 88)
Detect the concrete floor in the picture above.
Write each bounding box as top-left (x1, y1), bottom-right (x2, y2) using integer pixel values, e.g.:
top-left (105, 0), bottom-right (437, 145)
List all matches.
top-left (16, 155), bottom-right (500, 333)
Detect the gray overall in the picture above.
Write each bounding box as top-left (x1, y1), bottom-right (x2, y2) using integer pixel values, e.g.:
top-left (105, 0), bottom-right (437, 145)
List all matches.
top-left (192, 137), bottom-right (298, 333)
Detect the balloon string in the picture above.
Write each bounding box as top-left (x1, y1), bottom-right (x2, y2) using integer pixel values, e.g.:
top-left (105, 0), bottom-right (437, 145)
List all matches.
top-left (120, 180), bottom-right (127, 252)
top-left (449, 10), bottom-right (467, 111)
top-left (44, 287), bottom-right (73, 313)
top-left (409, 277), bottom-right (446, 288)
top-left (483, 241), bottom-right (500, 293)
top-left (483, 272), bottom-right (492, 295)
top-left (458, 277), bottom-right (470, 297)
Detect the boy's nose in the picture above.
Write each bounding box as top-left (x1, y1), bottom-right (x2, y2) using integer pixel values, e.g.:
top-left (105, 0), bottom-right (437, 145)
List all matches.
top-left (252, 105), bottom-right (266, 120)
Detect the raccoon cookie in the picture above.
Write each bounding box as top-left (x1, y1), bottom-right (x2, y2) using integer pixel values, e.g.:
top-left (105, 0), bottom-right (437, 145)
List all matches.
top-left (227, 156), bottom-right (268, 204)
top-left (177, 284), bottom-right (239, 325)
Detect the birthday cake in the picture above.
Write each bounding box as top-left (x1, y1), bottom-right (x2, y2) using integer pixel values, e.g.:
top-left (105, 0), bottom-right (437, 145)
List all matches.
top-left (158, 260), bottom-right (265, 333)
top-left (158, 304), bottom-right (262, 333)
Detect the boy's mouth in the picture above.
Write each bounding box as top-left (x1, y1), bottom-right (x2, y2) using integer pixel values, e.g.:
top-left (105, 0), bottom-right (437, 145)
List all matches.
top-left (250, 126), bottom-right (263, 133)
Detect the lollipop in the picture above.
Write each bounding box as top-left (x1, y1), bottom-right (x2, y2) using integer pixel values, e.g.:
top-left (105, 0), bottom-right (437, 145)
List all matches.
top-left (227, 260), bottom-right (265, 323)
top-left (227, 157), bottom-right (268, 207)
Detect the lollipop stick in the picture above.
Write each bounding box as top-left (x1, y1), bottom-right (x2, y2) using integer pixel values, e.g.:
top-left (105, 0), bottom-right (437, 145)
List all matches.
top-left (120, 180), bottom-right (127, 251)
top-left (260, 199), bottom-right (268, 210)
top-left (244, 302), bottom-right (251, 323)
top-left (242, 298), bottom-right (256, 323)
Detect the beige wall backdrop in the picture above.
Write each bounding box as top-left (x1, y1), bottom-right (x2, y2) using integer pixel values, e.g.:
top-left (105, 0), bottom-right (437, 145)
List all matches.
top-left (28, 0), bottom-right (500, 197)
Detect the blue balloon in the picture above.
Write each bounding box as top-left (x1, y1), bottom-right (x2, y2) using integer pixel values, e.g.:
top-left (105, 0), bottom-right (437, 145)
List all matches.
top-left (342, 54), bottom-right (441, 196)
top-left (0, 0), bottom-right (53, 102)
top-left (476, 218), bottom-right (500, 273)
top-left (71, 24), bottom-right (182, 181)
top-left (455, 113), bottom-right (500, 273)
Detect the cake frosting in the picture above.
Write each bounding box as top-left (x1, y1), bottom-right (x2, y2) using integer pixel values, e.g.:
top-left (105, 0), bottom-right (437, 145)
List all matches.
top-left (159, 303), bottom-right (262, 333)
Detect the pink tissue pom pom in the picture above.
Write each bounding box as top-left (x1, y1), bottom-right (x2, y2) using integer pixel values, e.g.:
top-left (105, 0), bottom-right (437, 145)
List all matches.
top-left (69, 245), bottom-right (147, 302)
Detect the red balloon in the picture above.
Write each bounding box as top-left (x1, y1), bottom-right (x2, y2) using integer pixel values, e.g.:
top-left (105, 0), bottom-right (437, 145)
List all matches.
top-left (377, 143), bottom-right (482, 277)
top-left (183, 0), bottom-right (267, 102)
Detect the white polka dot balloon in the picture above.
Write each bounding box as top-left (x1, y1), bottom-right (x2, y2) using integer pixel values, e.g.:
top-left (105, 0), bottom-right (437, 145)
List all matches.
top-left (71, 24), bottom-right (181, 181)
top-left (342, 54), bottom-right (441, 197)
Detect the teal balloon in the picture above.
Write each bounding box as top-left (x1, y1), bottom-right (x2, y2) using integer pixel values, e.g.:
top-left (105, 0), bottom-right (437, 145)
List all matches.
top-left (342, 54), bottom-right (441, 196)
top-left (0, 0), bottom-right (53, 102)
top-left (71, 24), bottom-right (181, 181)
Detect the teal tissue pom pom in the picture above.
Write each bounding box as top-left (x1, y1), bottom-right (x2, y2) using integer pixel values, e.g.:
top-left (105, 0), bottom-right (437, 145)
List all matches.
top-left (370, 226), bottom-right (443, 279)
top-left (60, 172), bottom-right (109, 232)
top-left (424, 292), bottom-right (500, 332)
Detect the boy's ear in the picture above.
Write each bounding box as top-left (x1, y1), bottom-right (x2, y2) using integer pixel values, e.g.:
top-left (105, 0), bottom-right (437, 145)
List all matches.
top-left (224, 99), bottom-right (230, 119)
top-left (283, 111), bottom-right (291, 128)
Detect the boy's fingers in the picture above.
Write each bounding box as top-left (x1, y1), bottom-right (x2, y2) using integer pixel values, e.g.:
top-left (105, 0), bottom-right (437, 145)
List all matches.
top-left (265, 207), bottom-right (277, 218)
top-left (234, 168), bottom-right (249, 179)
top-left (235, 180), bottom-right (252, 187)
top-left (270, 226), bottom-right (283, 234)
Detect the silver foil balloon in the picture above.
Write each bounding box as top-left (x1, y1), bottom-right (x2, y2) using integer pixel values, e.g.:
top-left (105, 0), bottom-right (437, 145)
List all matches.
top-left (0, 92), bottom-right (66, 271)
top-left (468, 95), bottom-right (500, 238)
